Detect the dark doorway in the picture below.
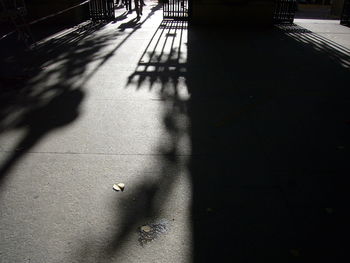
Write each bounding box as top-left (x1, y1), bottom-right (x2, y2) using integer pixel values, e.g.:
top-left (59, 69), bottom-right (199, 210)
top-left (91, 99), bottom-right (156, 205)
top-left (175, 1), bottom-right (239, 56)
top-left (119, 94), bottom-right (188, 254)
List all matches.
top-left (341, 0), bottom-right (350, 25)
top-left (295, 0), bottom-right (342, 20)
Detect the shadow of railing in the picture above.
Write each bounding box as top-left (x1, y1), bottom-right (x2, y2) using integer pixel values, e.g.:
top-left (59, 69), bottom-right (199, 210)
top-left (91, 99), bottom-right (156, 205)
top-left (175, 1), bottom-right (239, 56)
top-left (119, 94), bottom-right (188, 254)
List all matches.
top-left (127, 20), bottom-right (187, 93)
top-left (73, 19), bottom-right (190, 263)
top-left (276, 23), bottom-right (350, 68)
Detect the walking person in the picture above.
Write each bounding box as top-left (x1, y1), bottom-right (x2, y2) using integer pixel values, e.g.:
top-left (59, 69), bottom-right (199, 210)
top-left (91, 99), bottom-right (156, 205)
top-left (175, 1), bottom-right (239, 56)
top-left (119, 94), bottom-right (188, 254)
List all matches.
top-left (123, 0), bottom-right (132, 11)
top-left (134, 0), bottom-right (143, 20)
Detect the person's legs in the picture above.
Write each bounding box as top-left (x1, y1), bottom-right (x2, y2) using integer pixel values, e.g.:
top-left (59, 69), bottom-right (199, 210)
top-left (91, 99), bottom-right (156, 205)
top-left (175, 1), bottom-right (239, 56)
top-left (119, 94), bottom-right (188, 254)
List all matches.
top-left (125, 0), bottom-right (131, 11)
top-left (139, 0), bottom-right (143, 15)
top-left (134, 0), bottom-right (140, 19)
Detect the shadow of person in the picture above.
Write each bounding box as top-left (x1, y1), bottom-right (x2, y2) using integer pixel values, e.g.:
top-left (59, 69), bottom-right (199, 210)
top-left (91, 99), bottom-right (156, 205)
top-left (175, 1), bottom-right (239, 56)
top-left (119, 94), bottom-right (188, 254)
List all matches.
top-left (0, 88), bottom-right (84, 185)
top-left (112, 11), bottom-right (129, 23)
top-left (118, 18), bottom-right (142, 31)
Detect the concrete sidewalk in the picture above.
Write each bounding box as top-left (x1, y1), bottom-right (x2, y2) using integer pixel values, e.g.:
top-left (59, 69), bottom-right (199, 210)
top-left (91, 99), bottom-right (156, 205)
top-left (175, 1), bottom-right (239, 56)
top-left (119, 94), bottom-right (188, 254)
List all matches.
top-left (1, 2), bottom-right (191, 263)
top-left (1, 4), bottom-right (350, 263)
top-left (295, 19), bottom-right (350, 49)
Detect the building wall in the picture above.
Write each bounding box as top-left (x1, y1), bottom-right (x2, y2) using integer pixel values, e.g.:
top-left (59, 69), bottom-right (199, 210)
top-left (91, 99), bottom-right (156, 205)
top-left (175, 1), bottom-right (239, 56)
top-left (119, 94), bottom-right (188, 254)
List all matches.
top-left (25, 0), bottom-right (89, 24)
top-left (191, 0), bottom-right (275, 26)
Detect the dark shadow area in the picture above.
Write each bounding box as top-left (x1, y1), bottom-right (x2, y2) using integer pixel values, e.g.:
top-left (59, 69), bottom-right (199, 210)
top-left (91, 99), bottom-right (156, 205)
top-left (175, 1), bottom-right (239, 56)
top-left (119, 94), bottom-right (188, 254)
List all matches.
top-left (187, 23), bottom-right (350, 262)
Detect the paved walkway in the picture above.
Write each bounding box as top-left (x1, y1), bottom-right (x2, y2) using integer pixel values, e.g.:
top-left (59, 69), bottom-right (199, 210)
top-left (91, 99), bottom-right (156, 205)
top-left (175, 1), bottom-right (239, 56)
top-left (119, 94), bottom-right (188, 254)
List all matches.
top-left (1, 3), bottom-right (350, 262)
top-left (295, 18), bottom-right (350, 49)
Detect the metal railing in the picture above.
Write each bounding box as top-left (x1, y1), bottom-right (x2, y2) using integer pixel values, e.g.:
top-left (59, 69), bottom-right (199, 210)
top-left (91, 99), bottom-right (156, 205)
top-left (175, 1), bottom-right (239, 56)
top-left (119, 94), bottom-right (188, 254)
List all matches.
top-left (89, 0), bottom-right (115, 21)
top-left (163, 0), bottom-right (188, 20)
top-left (0, 0), bottom-right (33, 43)
top-left (273, 0), bottom-right (297, 24)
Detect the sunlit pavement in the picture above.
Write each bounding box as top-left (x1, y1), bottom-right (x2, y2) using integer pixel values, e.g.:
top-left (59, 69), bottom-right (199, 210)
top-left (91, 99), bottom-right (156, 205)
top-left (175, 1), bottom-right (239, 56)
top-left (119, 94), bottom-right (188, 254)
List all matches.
top-left (295, 19), bottom-right (350, 49)
top-left (1, 2), bottom-right (192, 263)
top-left (1, 3), bottom-right (350, 263)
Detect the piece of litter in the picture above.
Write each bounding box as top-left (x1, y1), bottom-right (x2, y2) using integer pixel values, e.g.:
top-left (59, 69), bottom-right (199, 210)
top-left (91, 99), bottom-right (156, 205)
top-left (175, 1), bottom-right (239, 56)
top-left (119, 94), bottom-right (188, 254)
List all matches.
top-left (113, 183), bottom-right (125, 192)
top-left (141, 225), bottom-right (152, 233)
top-left (117, 183), bottom-right (125, 190)
top-left (113, 184), bottom-right (121, 191)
